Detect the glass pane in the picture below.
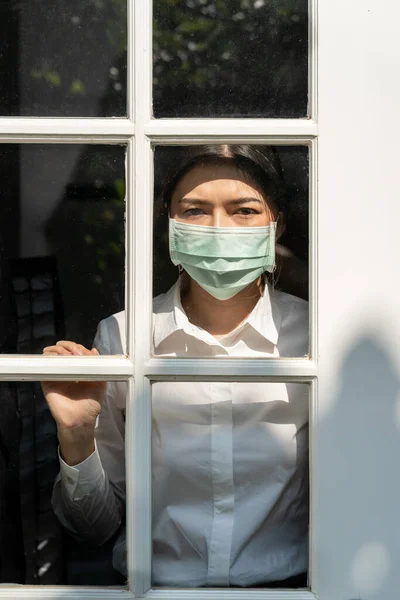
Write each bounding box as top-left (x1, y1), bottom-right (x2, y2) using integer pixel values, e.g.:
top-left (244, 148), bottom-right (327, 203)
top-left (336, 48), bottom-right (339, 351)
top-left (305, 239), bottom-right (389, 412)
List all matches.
top-left (153, 144), bottom-right (309, 357)
top-left (0, 144), bottom-right (125, 354)
top-left (153, 0), bottom-right (308, 118)
top-left (151, 380), bottom-right (309, 588)
top-left (0, 379), bottom-right (127, 585)
top-left (0, 1), bottom-right (127, 116)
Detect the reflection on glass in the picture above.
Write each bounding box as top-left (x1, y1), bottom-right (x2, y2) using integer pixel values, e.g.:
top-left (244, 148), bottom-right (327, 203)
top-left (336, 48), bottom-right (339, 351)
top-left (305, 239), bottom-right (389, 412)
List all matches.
top-left (153, 0), bottom-right (308, 118)
top-left (0, 380), bottom-right (127, 585)
top-left (153, 144), bottom-right (309, 357)
top-left (151, 381), bottom-right (309, 588)
top-left (0, 1), bottom-right (127, 116)
top-left (0, 144), bottom-right (125, 353)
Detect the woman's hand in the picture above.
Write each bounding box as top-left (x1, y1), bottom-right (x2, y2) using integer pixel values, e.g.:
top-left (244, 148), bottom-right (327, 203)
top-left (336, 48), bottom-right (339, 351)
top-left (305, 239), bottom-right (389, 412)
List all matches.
top-left (41, 341), bottom-right (107, 465)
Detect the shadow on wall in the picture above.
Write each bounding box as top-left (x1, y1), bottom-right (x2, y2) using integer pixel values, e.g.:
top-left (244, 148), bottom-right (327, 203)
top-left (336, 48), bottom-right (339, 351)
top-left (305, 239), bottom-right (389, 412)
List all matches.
top-left (318, 334), bottom-right (400, 599)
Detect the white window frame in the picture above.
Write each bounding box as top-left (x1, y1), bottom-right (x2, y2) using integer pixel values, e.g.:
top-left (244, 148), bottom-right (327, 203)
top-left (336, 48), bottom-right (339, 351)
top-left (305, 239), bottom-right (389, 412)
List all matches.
top-left (0, 0), bottom-right (319, 598)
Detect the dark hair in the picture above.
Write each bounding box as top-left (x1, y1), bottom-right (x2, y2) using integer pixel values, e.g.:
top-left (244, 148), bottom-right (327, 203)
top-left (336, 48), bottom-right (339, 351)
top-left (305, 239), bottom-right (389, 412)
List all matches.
top-left (158, 144), bottom-right (287, 214)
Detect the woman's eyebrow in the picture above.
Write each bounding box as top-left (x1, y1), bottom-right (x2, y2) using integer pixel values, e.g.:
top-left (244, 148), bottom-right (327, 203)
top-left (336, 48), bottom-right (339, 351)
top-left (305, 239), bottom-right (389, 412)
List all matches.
top-left (179, 197), bottom-right (263, 205)
top-left (227, 197), bottom-right (264, 205)
top-left (178, 198), bottom-right (211, 205)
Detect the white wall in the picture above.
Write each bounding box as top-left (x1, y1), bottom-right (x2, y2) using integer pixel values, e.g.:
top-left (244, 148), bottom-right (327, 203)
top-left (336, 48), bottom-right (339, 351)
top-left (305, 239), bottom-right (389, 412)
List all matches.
top-left (317, 1), bottom-right (400, 598)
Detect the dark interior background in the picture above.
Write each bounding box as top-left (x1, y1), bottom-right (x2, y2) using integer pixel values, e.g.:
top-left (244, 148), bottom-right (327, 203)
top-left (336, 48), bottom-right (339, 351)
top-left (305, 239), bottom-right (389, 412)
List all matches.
top-left (153, 0), bottom-right (308, 117)
top-left (0, 144), bottom-right (126, 354)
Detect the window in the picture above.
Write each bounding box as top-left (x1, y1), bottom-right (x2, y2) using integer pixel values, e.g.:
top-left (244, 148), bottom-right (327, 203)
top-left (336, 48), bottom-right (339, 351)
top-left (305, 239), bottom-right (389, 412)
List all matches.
top-left (0, 0), bottom-right (322, 598)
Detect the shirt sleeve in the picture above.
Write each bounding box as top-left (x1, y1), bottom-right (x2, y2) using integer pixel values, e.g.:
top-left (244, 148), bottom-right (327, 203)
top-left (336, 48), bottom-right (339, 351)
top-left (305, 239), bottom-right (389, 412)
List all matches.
top-left (51, 317), bottom-right (126, 546)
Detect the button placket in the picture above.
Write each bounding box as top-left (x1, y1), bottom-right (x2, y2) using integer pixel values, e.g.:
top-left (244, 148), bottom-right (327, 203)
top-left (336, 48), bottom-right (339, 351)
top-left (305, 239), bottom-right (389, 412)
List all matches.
top-left (207, 382), bottom-right (234, 587)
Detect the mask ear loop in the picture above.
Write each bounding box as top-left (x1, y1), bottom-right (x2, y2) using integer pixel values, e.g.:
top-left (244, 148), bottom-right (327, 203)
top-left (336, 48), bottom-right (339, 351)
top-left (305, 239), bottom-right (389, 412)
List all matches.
top-left (270, 262), bottom-right (279, 291)
top-left (273, 214), bottom-right (281, 291)
top-left (266, 216), bottom-right (279, 292)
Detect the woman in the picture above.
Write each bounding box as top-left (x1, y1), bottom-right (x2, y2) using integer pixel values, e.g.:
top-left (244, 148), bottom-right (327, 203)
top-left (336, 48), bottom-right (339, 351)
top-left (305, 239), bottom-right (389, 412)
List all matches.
top-left (42, 145), bottom-right (309, 588)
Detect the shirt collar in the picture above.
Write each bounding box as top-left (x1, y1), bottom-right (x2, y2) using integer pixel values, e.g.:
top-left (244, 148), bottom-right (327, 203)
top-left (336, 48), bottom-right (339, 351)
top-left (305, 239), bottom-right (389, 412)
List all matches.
top-left (246, 282), bottom-right (281, 346)
top-left (152, 283), bottom-right (179, 350)
top-left (153, 280), bottom-right (282, 351)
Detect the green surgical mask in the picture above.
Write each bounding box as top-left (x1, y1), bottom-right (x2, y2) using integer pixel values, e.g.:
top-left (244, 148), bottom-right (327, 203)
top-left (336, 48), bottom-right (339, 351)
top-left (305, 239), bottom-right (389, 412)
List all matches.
top-left (169, 219), bottom-right (276, 301)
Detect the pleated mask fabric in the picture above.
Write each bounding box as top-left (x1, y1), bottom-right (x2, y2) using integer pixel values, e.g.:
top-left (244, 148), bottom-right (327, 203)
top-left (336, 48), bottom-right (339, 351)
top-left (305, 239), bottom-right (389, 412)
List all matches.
top-left (169, 219), bottom-right (276, 300)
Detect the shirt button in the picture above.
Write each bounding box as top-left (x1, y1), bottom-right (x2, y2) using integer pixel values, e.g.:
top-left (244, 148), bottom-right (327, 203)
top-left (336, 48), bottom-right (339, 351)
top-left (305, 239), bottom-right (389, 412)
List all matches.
top-left (66, 476), bottom-right (74, 485)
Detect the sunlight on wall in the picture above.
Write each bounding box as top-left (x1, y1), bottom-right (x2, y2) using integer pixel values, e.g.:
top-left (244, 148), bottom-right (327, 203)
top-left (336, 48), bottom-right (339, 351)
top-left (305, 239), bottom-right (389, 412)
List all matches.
top-left (351, 542), bottom-right (390, 596)
top-left (394, 390), bottom-right (400, 432)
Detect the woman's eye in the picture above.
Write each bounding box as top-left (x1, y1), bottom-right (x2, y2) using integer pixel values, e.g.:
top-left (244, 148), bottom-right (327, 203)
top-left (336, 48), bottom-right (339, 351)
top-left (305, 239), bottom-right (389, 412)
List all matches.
top-left (183, 208), bottom-right (205, 216)
top-left (236, 207), bottom-right (258, 215)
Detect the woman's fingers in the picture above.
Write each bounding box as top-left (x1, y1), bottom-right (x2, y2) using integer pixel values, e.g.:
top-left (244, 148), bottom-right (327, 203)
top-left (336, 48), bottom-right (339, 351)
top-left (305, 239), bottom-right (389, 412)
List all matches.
top-left (56, 341), bottom-right (93, 355)
top-left (43, 341), bottom-right (99, 356)
top-left (43, 345), bottom-right (72, 356)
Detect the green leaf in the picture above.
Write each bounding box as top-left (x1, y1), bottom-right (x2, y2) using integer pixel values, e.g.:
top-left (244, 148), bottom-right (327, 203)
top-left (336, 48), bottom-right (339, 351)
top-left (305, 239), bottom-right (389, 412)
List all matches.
top-left (45, 71), bottom-right (61, 87)
top-left (70, 79), bottom-right (86, 95)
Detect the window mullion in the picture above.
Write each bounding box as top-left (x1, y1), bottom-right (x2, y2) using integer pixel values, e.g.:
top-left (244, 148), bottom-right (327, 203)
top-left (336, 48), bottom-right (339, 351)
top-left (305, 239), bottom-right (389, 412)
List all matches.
top-left (144, 359), bottom-right (317, 380)
top-left (144, 119), bottom-right (317, 140)
top-left (127, 0), bottom-right (134, 120)
top-left (0, 356), bottom-right (132, 380)
top-left (131, 0), bottom-right (153, 594)
top-left (309, 138), bottom-right (318, 361)
top-left (0, 588), bottom-right (134, 600)
top-left (145, 592), bottom-right (314, 600)
top-left (130, 135), bottom-right (153, 596)
top-left (0, 118), bottom-right (134, 138)
top-left (128, 132), bottom-right (153, 596)
top-left (309, 0), bottom-right (318, 119)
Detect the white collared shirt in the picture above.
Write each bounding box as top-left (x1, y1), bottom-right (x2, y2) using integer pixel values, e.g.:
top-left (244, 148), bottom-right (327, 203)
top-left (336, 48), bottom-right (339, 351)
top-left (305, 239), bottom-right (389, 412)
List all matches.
top-left (52, 282), bottom-right (309, 587)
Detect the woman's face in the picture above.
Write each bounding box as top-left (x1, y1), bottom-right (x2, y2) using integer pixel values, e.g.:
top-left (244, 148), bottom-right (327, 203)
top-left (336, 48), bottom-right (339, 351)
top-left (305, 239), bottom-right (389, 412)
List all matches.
top-left (170, 163), bottom-right (276, 228)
